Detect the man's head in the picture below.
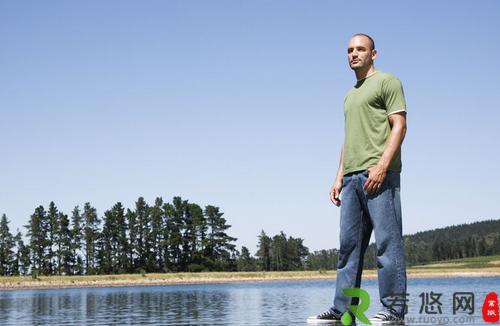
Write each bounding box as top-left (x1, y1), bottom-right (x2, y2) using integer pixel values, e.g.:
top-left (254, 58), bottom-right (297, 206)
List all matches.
top-left (347, 33), bottom-right (377, 72)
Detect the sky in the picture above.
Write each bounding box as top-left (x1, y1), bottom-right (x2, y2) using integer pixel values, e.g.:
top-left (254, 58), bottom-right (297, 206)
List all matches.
top-left (1, 1), bottom-right (499, 253)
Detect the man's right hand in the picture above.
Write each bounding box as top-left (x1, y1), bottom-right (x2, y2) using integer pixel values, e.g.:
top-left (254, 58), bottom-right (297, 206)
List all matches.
top-left (330, 178), bottom-right (343, 207)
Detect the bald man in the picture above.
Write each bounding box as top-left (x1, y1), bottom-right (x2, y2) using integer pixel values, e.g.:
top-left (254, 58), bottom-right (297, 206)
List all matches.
top-left (309, 34), bottom-right (408, 325)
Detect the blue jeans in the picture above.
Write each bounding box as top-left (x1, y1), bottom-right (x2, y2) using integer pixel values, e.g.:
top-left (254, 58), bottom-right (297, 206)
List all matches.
top-left (331, 170), bottom-right (407, 317)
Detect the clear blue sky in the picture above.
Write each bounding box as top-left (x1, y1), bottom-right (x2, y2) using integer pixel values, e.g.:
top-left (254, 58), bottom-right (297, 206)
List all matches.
top-left (1, 1), bottom-right (499, 253)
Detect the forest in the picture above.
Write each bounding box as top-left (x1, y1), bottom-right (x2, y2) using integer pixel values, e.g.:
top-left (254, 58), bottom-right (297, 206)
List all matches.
top-left (1, 198), bottom-right (499, 275)
top-left (0, 197), bottom-right (237, 276)
top-left (305, 219), bottom-right (500, 270)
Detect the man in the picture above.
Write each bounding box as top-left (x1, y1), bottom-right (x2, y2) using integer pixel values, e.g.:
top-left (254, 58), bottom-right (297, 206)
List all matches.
top-left (309, 33), bottom-right (408, 324)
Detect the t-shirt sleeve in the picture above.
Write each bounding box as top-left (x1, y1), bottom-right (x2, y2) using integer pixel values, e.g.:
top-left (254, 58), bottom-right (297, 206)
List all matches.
top-left (381, 76), bottom-right (407, 115)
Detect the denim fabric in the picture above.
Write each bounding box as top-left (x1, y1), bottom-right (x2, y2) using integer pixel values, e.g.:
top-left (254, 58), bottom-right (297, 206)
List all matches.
top-left (331, 170), bottom-right (407, 317)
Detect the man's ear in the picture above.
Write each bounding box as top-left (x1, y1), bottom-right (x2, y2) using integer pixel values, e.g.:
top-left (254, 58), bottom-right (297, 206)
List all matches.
top-left (371, 49), bottom-right (377, 61)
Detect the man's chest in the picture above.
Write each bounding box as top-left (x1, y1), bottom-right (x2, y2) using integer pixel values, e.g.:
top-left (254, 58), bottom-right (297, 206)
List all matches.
top-left (344, 83), bottom-right (386, 115)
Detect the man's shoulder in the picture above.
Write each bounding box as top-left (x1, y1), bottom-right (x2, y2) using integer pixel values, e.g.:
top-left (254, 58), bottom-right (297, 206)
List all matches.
top-left (373, 70), bottom-right (400, 82)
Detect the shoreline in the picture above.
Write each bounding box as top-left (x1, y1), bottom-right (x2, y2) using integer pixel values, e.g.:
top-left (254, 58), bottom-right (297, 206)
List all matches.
top-left (1, 269), bottom-right (499, 291)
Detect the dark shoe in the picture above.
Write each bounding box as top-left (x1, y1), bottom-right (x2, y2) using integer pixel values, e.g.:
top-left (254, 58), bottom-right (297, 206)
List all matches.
top-left (307, 309), bottom-right (342, 324)
top-left (369, 310), bottom-right (405, 325)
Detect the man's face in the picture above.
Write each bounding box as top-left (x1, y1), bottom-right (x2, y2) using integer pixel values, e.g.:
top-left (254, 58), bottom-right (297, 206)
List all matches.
top-left (347, 35), bottom-right (376, 71)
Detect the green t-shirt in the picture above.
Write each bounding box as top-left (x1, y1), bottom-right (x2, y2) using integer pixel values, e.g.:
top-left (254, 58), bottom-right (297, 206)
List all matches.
top-left (342, 71), bottom-right (407, 175)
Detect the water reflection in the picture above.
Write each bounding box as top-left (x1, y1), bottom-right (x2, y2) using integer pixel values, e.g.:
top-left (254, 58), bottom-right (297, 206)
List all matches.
top-left (0, 277), bottom-right (498, 325)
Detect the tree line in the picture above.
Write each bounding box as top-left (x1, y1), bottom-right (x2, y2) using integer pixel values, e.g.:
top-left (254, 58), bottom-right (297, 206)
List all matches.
top-left (0, 196), bottom-right (238, 276)
top-left (1, 199), bottom-right (499, 276)
top-left (245, 219), bottom-right (500, 272)
top-left (305, 219), bottom-right (500, 270)
top-left (236, 230), bottom-right (310, 272)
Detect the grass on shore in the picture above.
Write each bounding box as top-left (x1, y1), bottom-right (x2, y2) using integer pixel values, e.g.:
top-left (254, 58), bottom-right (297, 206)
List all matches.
top-left (410, 255), bottom-right (500, 269)
top-left (1, 255), bottom-right (499, 287)
top-left (0, 270), bottom-right (341, 287)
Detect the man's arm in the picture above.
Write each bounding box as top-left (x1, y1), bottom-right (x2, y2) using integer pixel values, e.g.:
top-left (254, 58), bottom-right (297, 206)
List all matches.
top-left (364, 112), bottom-right (407, 194)
top-left (330, 146), bottom-right (344, 206)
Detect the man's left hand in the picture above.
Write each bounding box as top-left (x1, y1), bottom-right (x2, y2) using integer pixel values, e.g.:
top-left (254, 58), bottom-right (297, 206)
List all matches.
top-left (364, 164), bottom-right (387, 195)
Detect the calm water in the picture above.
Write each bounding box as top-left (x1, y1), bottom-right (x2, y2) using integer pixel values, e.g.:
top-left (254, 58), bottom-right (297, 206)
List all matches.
top-left (0, 277), bottom-right (499, 325)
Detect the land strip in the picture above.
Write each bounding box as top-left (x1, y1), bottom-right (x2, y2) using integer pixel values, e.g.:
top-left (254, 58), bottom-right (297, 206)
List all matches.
top-left (1, 266), bottom-right (499, 290)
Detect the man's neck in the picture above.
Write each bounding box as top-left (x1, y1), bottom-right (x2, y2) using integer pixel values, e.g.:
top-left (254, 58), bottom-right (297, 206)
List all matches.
top-left (355, 66), bottom-right (376, 81)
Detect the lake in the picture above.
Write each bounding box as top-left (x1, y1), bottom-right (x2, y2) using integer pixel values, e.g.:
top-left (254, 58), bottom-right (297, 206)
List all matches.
top-left (0, 276), bottom-right (499, 325)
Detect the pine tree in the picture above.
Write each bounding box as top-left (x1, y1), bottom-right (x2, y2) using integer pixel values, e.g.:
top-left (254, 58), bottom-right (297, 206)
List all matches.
top-left (160, 202), bottom-right (173, 272)
top-left (256, 230), bottom-right (271, 271)
top-left (270, 232), bottom-right (287, 271)
top-left (204, 205), bottom-right (237, 271)
top-left (257, 232), bottom-right (307, 271)
top-left (305, 249), bottom-right (339, 270)
top-left (286, 236), bottom-right (309, 270)
top-left (126, 208), bottom-right (138, 272)
top-left (237, 246), bottom-right (257, 271)
top-left (25, 206), bottom-right (48, 276)
top-left (83, 203), bottom-right (100, 275)
top-left (182, 203), bottom-right (196, 270)
top-left (98, 203), bottom-right (129, 274)
top-left (113, 202), bottom-right (129, 273)
top-left (0, 214), bottom-right (15, 275)
top-left (56, 212), bottom-right (74, 275)
top-left (71, 206), bottom-right (84, 274)
top-left (150, 197), bottom-right (164, 272)
top-left (164, 198), bottom-right (185, 272)
top-left (15, 230), bottom-right (30, 276)
top-left (134, 197), bottom-right (151, 272)
top-left (11, 230), bottom-right (21, 275)
top-left (183, 203), bottom-right (206, 272)
top-left (98, 209), bottom-right (114, 274)
top-left (46, 202), bottom-right (59, 274)
top-left (193, 204), bottom-right (208, 269)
